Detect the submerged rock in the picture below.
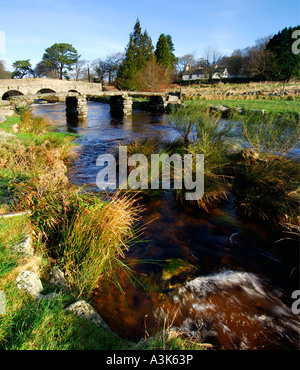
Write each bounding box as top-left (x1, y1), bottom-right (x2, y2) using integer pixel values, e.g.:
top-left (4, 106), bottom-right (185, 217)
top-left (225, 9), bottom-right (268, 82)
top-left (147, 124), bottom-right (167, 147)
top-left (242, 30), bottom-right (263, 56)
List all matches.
top-left (161, 258), bottom-right (197, 289)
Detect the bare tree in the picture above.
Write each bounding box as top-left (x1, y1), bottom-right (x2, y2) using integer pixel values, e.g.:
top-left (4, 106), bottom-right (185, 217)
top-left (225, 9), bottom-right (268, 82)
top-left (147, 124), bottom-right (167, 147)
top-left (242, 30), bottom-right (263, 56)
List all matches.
top-left (202, 47), bottom-right (224, 80)
top-left (176, 53), bottom-right (197, 77)
top-left (222, 49), bottom-right (245, 77)
top-left (71, 59), bottom-right (88, 81)
top-left (91, 58), bottom-right (106, 83)
top-left (91, 53), bottom-right (124, 84)
top-left (243, 36), bottom-right (274, 81)
top-left (104, 52), bottom-right (124, 84)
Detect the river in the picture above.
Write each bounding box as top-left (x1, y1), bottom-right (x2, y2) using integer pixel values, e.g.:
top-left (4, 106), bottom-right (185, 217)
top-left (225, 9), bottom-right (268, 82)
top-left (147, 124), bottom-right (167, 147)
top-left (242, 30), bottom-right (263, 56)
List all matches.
top-left (31, 101), bottom-right (300, 350)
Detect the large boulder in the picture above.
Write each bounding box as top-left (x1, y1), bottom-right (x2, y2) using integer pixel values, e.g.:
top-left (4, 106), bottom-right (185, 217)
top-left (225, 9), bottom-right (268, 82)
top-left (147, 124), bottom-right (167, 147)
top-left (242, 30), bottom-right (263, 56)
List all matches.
top-left (0, 130), bottom-right (16, 141)
top-left (16, 270), bottom-right (43, 298)
top-left (65, 300), bottom-right (109, 329)
top-left (11, 235), bottom-right (34, 257)
top-left (0, 114), bottom-right (6, 123)
top-left (210, 105), bottom-right (231, 118)
top-left (48, 267), bottom-right (68, 290)
top-left (16, 270), bottom-right (59, 300)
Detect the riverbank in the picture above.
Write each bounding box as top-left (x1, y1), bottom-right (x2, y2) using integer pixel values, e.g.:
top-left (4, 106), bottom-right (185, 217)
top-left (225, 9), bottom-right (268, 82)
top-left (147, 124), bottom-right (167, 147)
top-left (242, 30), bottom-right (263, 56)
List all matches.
top-left (187, 97), bottom-right (300, 116)
top-left (175, 80), bottom-right (300, 116)
top-left (0, 111), bottom-right (207, 350)
top-left (1, 100), bottom-right (299, 350)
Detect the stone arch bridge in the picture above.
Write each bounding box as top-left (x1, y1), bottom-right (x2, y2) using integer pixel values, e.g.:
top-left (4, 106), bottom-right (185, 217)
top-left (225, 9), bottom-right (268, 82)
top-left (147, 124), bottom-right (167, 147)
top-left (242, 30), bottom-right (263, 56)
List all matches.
top-left (0, 78), bottom-right (180, 119)
top-left (0, 78), bottom-right (102, 100)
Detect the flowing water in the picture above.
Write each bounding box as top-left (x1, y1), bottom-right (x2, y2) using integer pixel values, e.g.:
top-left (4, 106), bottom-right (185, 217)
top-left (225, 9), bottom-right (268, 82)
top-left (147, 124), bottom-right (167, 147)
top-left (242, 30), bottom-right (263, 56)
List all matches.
top-left (32, 101), bottom-right (300, 350)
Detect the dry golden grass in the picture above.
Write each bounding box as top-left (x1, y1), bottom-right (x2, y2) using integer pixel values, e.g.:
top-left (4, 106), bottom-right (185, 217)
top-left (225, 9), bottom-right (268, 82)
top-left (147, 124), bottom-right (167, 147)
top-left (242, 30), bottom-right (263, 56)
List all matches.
top-left (62, 192), bottom-right (143, 296)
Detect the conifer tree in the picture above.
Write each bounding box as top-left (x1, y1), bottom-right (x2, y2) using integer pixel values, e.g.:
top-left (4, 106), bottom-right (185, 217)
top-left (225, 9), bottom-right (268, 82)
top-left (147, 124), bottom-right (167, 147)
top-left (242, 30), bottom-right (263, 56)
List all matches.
top-left (116, 19), bottom-right (154, 90)
top-left (266, 26), bottom-right (300, 82)
top-left (166, 34), bottom-right (177, 66)
top-left (155, 34), bottom-right (173, 69)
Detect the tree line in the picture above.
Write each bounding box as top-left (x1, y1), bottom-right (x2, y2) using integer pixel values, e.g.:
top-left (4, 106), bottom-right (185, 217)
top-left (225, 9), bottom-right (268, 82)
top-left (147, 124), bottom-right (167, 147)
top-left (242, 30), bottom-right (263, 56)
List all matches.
top-left (0, 20), bottom-right (299, 91)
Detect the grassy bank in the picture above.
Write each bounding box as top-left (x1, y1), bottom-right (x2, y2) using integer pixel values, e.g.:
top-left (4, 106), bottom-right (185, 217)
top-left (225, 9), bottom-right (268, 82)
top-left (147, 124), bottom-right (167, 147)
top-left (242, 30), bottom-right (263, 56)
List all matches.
top-left (189, 98), bottom-right (300, 115)
top-left (0, 111), bottom-right (205, 350)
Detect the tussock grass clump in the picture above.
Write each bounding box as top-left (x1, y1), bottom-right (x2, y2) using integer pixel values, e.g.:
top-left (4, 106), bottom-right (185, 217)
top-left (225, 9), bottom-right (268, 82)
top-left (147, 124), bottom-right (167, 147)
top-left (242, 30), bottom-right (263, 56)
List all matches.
top-left (240, 112), bottom-right (300, 157)
top-left (231, 110), bottom-right (300, 227)
top-left (0, 112), bottom-right (146, 350)
top-left (18, 109), bottom-right (49, 134)
top-left (135, 329), bottom-right (211, 350)
top-left (168, 104), bottom-right (203, 147)
top-left (62, 193), bottom-right (142, 296)
top-left (168, 105), bottom-right (235, 210)
top-left (0, 125), bottom-right (78, 243)
top-left (0, 111), bottom-right (83, 245)
top-left (112, 136), bottom-right (170, 194)
top-left (233, 156), bottom-right (300, 227)
top-left (125, 136), bottom-right (161, 157)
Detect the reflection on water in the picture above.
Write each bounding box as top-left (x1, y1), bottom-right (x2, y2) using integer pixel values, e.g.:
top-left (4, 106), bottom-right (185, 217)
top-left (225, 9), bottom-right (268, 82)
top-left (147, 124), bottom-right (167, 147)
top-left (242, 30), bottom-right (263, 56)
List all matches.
top-left (31, 101), bottom-right (300, 350)
top-left (32, 101), bottom-right (175, 140)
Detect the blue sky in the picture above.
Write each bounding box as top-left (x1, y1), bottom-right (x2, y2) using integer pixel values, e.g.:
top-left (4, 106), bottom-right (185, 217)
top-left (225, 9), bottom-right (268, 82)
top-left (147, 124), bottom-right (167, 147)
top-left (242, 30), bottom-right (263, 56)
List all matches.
top-left (0, 0), bottom-right (299, 70)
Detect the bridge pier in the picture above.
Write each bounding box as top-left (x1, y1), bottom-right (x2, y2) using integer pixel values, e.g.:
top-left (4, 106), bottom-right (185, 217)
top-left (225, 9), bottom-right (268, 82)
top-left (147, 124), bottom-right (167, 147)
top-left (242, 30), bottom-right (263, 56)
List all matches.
top-left (148, 94), bottom-right (181, 112)
top-left (1, 90), bottom-right (182, 121)
top-left (109, 95), bottom-right (132, 117)
top-left (66, 94), bottom-right (88, 122)
top-left (148, 96), bottom-right (166, 112)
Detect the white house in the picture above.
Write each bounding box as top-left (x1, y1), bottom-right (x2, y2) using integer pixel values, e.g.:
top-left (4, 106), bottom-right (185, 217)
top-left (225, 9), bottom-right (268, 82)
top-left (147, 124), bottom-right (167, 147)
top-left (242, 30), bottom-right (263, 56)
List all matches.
top-left (182, 65), bottom-right (228, 80)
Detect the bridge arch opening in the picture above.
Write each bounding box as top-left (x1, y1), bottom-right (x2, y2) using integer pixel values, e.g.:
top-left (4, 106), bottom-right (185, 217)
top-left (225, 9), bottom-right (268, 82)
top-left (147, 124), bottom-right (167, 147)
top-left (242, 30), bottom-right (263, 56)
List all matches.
top-left (68, 89), bottom-right (79, 93)
top-left (2, 90), bottom-right (24, 100)
top-left (36, 88), bottom-right (56, 94)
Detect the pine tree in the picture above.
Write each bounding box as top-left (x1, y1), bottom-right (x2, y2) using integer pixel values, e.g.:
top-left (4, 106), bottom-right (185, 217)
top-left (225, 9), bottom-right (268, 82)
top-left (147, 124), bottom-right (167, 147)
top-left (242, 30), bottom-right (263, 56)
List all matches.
top-left (42, 43), bottom-right (80, 80)
top-left (138, 30), bottom-right (154, 68)
top-left (166, 34), bottom-right (177, 66)
top-left (117, 35), bottom-right (137, 90)
top-left (155, 34), bottom-right (173, 69)
top-left (116, 19), bottom-right (154, 90)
